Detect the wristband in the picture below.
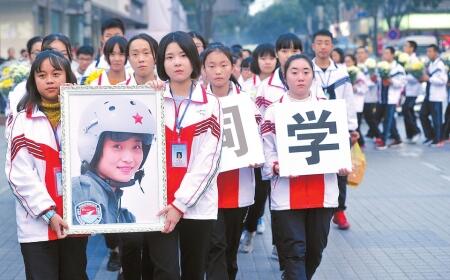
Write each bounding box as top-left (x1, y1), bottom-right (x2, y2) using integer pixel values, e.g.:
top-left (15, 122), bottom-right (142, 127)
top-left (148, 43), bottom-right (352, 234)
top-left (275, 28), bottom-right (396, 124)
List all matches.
top-left (42, 209), bottom-right (56, 224)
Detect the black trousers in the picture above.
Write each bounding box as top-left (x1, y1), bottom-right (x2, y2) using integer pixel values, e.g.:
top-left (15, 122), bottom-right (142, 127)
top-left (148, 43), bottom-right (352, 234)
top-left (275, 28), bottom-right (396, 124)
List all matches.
top-left (443, 103), bottom-right (450, 140)
top-left (356, 112), bottom-right (365, 146)
top-left (104, 233), bottom-right (120, 249)
top-left (363, 103), bottom-right (379, 138)
top-left (420, 100), bottom-right (443, 142)
top-left (402, 96), bottom-right (420, 139)
top-left (121, 231), bottom-right (177, 280)
top-left (179, 218), bottom-right (214, 280)
top-left (20, 237), bottom-right (88, 280)
top-left (337, 175), bottom-right (347, 211)
top-left (206, 207), bottom-right (249, 280)
top-left (244, 168), bottom-right (270, 232)
top-left (272, 208), bottom-right (334, 280)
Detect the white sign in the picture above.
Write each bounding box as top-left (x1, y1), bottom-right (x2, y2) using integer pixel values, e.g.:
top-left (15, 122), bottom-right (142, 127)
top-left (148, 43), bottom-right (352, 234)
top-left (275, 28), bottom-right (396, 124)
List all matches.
top-left (275, 99), bottom-right (351, 177)
top-left (219, 94), bottom-right (265, 172)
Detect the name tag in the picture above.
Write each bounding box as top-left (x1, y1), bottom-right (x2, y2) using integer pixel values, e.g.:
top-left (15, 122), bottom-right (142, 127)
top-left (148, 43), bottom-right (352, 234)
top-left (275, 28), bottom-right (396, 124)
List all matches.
top-left (171, 142), bottom-right (188, 168)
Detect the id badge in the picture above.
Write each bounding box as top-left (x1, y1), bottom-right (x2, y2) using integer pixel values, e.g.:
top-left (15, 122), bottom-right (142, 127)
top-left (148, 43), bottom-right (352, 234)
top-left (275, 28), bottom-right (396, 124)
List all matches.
top-left (171, 142), bottom-right (188, 168)
top-left (54, 167), bottom-right (63, 196)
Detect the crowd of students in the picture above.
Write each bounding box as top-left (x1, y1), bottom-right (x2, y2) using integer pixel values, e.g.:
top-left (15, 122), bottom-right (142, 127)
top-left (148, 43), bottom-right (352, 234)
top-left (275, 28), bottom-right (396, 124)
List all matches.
top-left (3, 16), bottom-right (449, 280)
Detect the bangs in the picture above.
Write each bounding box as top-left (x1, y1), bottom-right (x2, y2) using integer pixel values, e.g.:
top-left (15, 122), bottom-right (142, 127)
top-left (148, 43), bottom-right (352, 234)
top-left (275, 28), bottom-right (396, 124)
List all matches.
top-left (259, 48), bottom-right (276, 58)
top-left (35, 52), bottom-right (66, 73)
top-left (276, 33), bottom-right (302, 51)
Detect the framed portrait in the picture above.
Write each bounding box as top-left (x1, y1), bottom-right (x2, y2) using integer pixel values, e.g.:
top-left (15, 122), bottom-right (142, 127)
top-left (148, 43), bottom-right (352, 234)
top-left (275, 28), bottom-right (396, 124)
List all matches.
top-left (61, 85), bottom-right (166, 234)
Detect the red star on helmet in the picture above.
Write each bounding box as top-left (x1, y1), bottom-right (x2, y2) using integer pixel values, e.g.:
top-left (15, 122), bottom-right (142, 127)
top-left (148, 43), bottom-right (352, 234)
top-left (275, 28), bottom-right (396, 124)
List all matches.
top-left (133, 113), bottom-right (143, 124)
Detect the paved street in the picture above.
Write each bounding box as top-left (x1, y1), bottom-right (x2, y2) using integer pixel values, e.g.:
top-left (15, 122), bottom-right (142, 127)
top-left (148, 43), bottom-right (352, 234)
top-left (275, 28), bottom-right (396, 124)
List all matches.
top-left (0, 121), bottom-right (450, 280)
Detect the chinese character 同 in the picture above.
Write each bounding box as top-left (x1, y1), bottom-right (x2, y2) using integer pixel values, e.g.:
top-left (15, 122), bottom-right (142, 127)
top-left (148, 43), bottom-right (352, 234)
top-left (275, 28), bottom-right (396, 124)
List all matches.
top-left (223, 105), bottom-right (248, 157)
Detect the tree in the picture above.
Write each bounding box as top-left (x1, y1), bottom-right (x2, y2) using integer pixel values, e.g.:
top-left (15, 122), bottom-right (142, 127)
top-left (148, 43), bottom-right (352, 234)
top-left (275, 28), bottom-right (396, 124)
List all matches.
top-left (179, 0), bottom-right (253, 41)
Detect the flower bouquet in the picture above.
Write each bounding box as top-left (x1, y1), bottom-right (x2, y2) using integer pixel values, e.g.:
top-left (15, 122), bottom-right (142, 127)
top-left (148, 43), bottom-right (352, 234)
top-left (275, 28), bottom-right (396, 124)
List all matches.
top-left (84, 69), bottom-right (104, 85)
top-left (395, 51), bottom-right (409, 67)
top-left (377, 61), bottom-right (392, 80)
top-left (0, 63), bottom-right (29, 96)
top-left (405, 61), bottom-right (425, 80)
top-left (347, 66), bottom-right (361, 85)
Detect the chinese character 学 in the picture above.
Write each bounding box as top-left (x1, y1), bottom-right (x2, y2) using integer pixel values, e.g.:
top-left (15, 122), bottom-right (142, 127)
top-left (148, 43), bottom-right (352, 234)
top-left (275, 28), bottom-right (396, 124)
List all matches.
top-left (223, 105), bottom-right (248, 157)
top-left (287, 110), bottom-right (339, 165)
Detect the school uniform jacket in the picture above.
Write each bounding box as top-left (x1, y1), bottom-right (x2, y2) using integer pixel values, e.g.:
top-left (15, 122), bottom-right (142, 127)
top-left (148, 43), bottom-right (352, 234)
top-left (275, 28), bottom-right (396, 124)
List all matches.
top-left (164, 82), bottom-right (223, 219)
top-left (206, 83), bottom-right (262, 208)
top-left (377, 61), bottom-right (406, 105)
top-left (425, 58), bottom-right (448, 103)
top-left (261, 91), bottom-right (339, 210)
top-left (255, 68), bottom-right (286, 116)
top-left (358, 63), bottom-right (378, 104)
top-left (353, 71), bottom-right (369, 113)
top-left (240, 74), bottom-right (261, 100)
top-left (313, 58), bottom-right (358, 131)
top-left (89, 70), bottom-right (133, 86)
top-left (405, 53), bottom-right (422, 97)
top-left (5, 106), bottom-right (62, 243)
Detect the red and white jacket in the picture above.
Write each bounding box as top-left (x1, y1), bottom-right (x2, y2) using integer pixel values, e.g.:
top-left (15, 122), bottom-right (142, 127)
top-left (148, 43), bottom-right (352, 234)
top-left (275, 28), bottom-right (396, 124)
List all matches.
top-left (206, 83), bottom-right (262, 208)
top-left (255, 68), bottom-right (286, 116)
top-left (165, 82), bottom-right (223, 219)
top-left (5, 106), bottom-right (62, 243)
top-left (261, 91), bottom-right (339, 210)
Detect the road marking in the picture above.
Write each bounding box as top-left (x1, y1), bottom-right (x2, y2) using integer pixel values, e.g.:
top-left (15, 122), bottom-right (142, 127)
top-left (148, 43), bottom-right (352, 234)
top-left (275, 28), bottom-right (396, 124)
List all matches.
top-left (440, 175), bottom-right (450, 182)
top-left (421, 162), bottom-right (443, 172)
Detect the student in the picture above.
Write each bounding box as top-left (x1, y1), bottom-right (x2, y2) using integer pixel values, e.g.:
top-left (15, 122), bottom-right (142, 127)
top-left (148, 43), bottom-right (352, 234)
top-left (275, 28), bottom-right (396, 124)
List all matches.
top-left (6, 50), bottom-right (88, 280)
top-left (202, 44), bottom-right (260, 280)
top-left (74, 46), bottom-right (94, 84)
top-left (331, 47), bottom-right (345, 68)
top-left (261, 54), bottom-right (351, 280)
top-left (242, 48), bottom-right (252, 59)
top-left (155, 31), bottom-right (223, 280)
top-left (71, 96), bottom-right (155, 225)
top-left (41, 33), bottom-right (73, 62)
top-left (345, 54), bottom-right (368, 147)
top-left (239, 57), bottom-right (257, 98)
top-left (89, 36), bottom-right (131, 86)
top-left (188, 31), bottom-right (208, 54)
top-left (84, 18), bottom-right (126, 76)
top-left (374, 47), bottom-right (406, 150)
top-left (7, 36), bottom-right (43, 121)
top-left (402, 40), bottom-right (422, 143)
top-left (356, 46), bottom-right (379, 139)
top-left (127, 33), bottom-right (159, 85)
top-left (311, 29), bottom-right (358, 230)
top-left (420, 44), bottom-right (448, 147)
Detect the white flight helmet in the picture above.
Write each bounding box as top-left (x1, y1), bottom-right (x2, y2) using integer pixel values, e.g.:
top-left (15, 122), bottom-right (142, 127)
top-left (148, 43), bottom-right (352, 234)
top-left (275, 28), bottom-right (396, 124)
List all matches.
top-left (78, 95), bottom-right (156, 170)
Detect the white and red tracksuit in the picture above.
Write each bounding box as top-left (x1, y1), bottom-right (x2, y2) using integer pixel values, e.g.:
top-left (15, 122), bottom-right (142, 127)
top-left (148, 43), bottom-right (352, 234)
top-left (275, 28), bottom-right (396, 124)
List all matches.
top-left (164, 82), bottom-right (223, 219)
top-left (255, 68), bottom-right (286, 116)
top-left (5, 106), bottom-right (63, 243)
top-left (89, 70), bottom-right (133, 86)
top-left (261, 92), bottom-right (339, 210)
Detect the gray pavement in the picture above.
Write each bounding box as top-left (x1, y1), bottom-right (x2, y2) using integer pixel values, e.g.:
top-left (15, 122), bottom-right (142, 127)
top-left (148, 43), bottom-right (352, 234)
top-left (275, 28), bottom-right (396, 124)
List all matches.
top-left (0, 121), bottom-right (450, 279)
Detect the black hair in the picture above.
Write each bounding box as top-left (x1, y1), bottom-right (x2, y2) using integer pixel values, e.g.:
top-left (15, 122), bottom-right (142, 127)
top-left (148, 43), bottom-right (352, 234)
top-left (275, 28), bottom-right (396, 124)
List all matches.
top-left (26, 36), bottom-right (43, 54)
top-left (427, 44), bottom-right (439, 53)
top-left (276, 33), bottom-right (303, 52)
top-left (385, 46), bottom-right (396, 55)
top-left (18, 50), bottom-right (76, 112)
top-left (284, 54), bottom-right (315, 81)
top-left (241, 57), bottom-right (252, 69)
top-left (103, 36), bottom-right (128, 65)
top-left (313, 29), bottom-right (333, 42)
top-left (406, 40), bottom-right (418, 52)
top-left (127, 33), bottom-right (158, 61)
top-left (332, 48), bottom-right (345, 64)
top-left (230, 45), bottom-right (243, 59)
top-left (41, 33), bottom-right (73, 62)
top-left (202, 45), bottom-right (241, 88)
top-left (101, 18), bottom-right (125, 35)
top-left (77, 45), bottom-right (94, 57)
top-left (344, 54), bottom-right (357, 66)
top-left (188, 31), bottom-right (207, 49)
top-left (250, 43), bottom-right (277, 75)
top-left (242, 49), bottom-right (252, 56)
top-left (20, 49), bottom-right (27, 55)
top-left (356, 46), bottom-right (368, 52)
top-left (157, 31), bottom-right (201, 81)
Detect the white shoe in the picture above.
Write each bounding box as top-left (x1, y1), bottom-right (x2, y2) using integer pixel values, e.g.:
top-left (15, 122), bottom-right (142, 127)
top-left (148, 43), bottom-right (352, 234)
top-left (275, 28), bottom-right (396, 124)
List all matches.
top-left (256, 218), bottom-right (265, 234)
top-left (271, 245), bottom-right (278, 261)
top-left (240, 231), bottom-right (255, 253)
top-left (411, 133), bottom-right (420, 143)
